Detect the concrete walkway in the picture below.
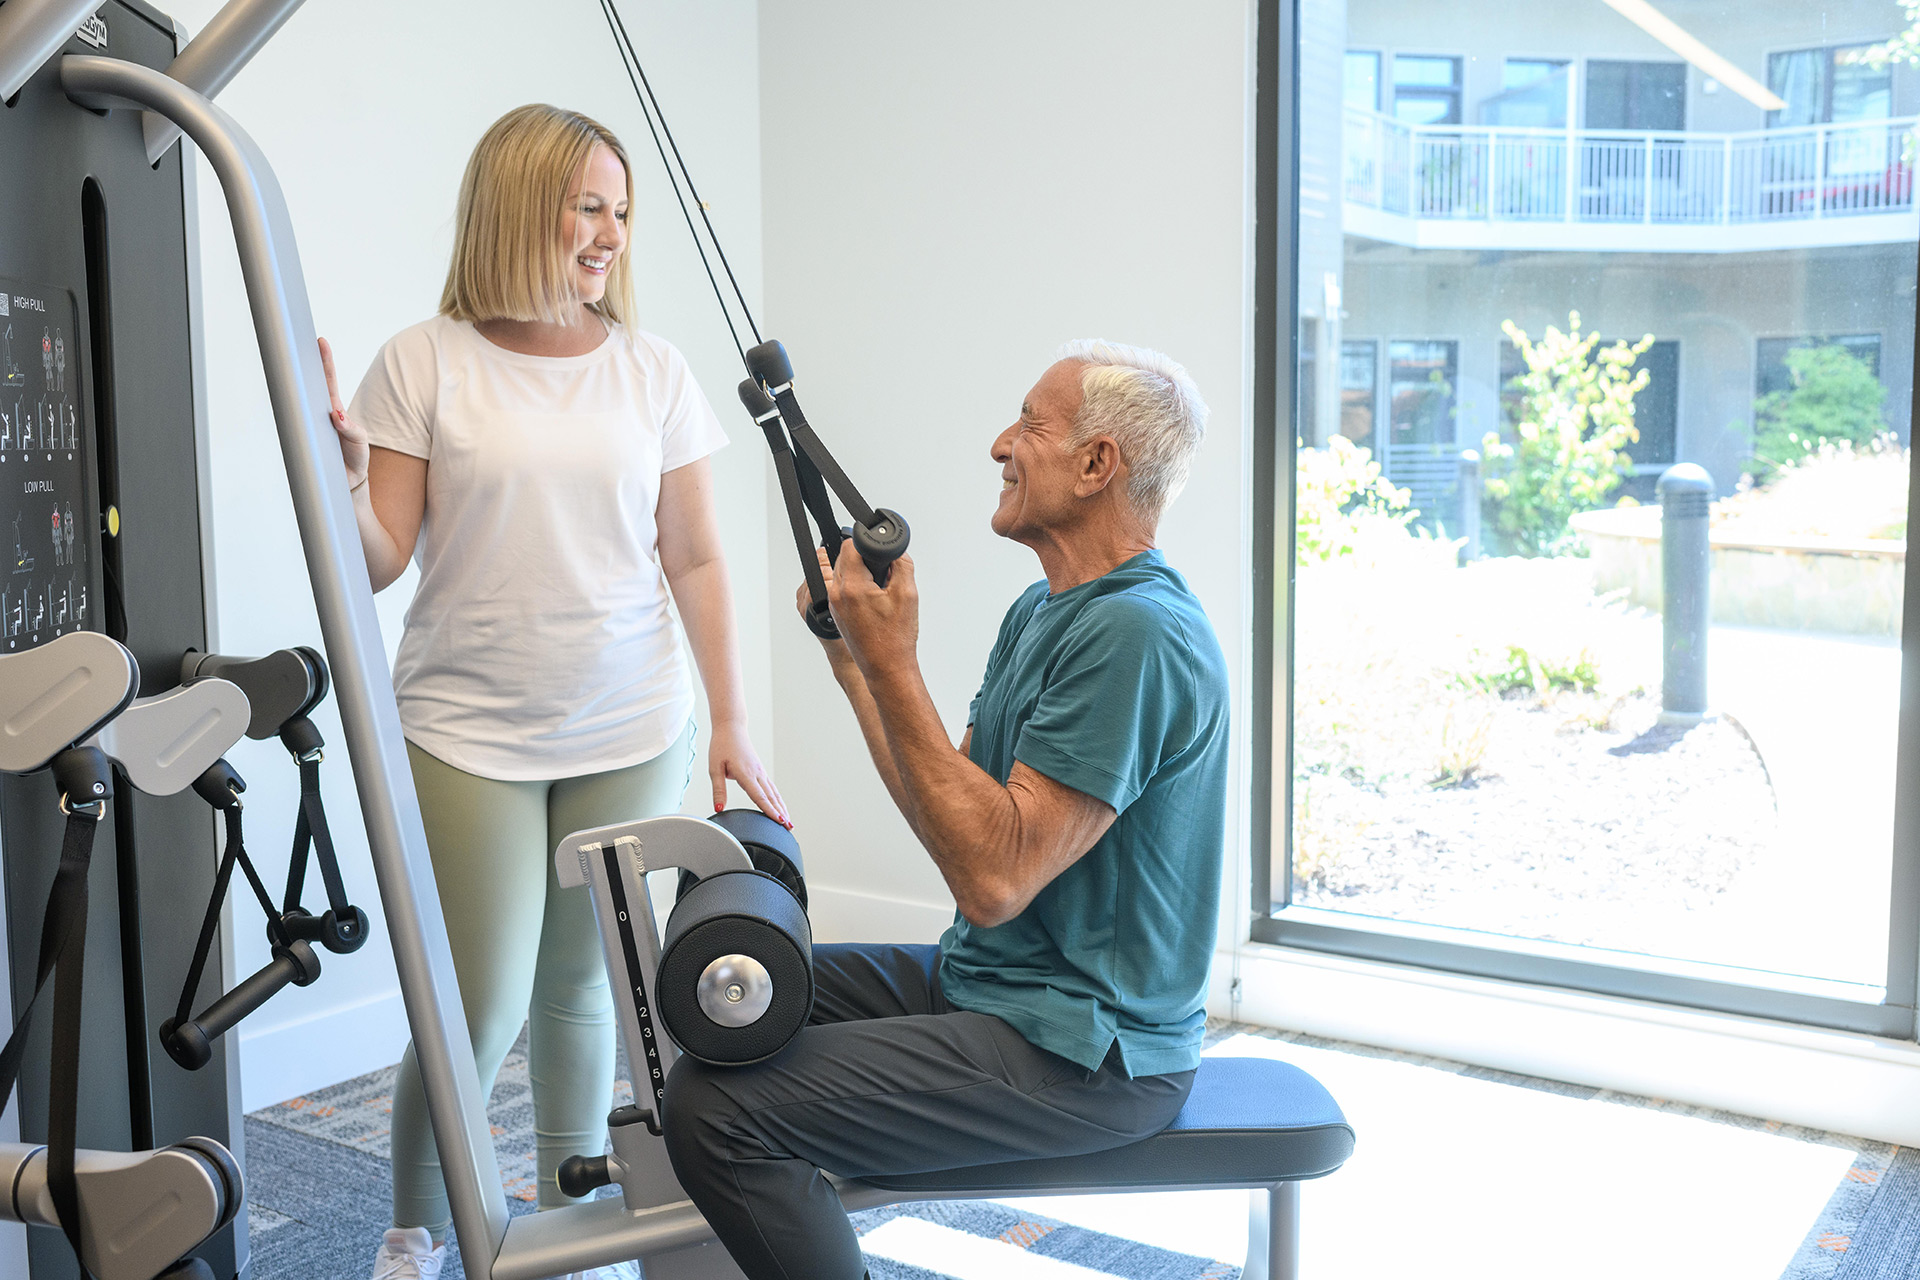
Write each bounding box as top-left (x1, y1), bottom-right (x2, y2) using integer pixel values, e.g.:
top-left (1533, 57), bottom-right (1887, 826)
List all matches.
top-left (1683, 623), bottom-right (1902, 989)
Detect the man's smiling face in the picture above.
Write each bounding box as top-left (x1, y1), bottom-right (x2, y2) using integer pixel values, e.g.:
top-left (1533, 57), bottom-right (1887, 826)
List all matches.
top-left (990, 360), bottom-right (1088, 545)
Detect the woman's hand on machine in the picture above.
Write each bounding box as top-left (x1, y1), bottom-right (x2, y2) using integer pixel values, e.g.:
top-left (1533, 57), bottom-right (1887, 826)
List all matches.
top-left (317, 338), bottom-right (370, 489)
top-left (708, 720), bottom-right (790, 828)
top-left (818, 542), bottom-right (920, 679)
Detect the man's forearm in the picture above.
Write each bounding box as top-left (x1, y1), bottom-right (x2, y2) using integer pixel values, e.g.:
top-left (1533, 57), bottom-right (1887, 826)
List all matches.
top-left (828, 656), bottom-right (925, 841)
top-left (863, 661), bottom-right (1024, 906)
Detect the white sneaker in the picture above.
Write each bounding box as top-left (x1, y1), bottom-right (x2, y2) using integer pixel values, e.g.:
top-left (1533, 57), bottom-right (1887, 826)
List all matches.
top-left (371, 1226), bottom-right (444, 1279)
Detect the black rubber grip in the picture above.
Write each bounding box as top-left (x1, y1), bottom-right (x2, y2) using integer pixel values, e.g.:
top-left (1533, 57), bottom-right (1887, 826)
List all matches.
top-left (162, 941), bottom-right (321, 1070)
top-left (744, 339), bottom-right (795, 388)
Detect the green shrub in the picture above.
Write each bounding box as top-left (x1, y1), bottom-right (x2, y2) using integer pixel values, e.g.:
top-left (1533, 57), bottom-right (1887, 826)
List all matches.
top-left (1295, 434), bottom-right (1416, 566)
top-left (1453, 643), bottom-right (1600, 698)
top-left (1750, 344), bottom-right (1888, 477)
top-left (1481, 313), bottom-right (1650, 557)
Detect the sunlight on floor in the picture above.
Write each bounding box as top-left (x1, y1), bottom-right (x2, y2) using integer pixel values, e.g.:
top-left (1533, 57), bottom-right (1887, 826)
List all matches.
top-left (978, 1034), bottom-right (1857, 1280)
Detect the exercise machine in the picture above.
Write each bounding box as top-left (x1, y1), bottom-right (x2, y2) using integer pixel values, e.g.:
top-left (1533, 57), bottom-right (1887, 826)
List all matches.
top-left (0, 633), bottom-right (250, 1280)
top-left (1, 1), bottom-right (1356, 1276)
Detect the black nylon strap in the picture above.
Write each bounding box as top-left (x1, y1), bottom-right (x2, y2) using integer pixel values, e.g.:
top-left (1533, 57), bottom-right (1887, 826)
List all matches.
top-left (773, 388), bottom-right (878, 529)
top-left (175, 807), bottom-right (285, 1033)
top-left (285, 752), bottom-right (351, 919)
top-left (789, 442), bottom-right (846, 568)
top-left (761, 424), bottom-right (830, 609)
top-left (0, 805), bottom-right (103, 1275)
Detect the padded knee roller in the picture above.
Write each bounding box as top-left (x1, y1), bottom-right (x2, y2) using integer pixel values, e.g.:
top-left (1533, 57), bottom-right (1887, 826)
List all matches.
top-left (657, 810), bottom-right (813, 1064)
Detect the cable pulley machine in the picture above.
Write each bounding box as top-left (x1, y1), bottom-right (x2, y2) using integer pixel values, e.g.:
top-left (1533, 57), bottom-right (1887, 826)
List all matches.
top-left (595, 0), bottom-right (910, 639)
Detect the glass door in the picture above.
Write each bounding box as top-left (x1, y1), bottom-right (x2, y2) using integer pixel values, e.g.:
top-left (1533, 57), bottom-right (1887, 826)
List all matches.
top-left (1257, 0), bottom-right (1920, 1034)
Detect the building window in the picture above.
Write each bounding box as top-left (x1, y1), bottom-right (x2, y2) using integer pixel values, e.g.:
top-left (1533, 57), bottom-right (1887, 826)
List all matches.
top-left (1345, 50), bottom-right (1381, 112)
top-left (1584, 60), bottom-right (1687, 131)
top-left (1393, 55), bottom-right (1463, 125)
top-left (1339, 339), bottom-right (1378, 449)
top-left (1499, 336), bottom-right (1679, 466)
top-left (1756, 333), bottom-right (1882, 395)
top-left (1484, 58), bottom-right (1570, 128)
top-left (1768, 45), bottom-right (1893, 127)
top-left (1387, 339), bottom-right (1457, 444)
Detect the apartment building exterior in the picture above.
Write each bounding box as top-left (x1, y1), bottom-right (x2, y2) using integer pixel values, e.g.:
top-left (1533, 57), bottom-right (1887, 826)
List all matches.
top-left (1297, 0), bottom-right (1920, 525)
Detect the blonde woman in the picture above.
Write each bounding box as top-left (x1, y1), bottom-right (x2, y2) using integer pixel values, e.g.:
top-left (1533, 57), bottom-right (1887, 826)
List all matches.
top-left (321, 104), bottom-right (784, 1280)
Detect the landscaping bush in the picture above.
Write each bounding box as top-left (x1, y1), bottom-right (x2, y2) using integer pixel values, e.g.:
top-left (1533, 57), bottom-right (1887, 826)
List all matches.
top-left (1750, 343), bottom-right (1889, 477)
top-left (1295, 434), bottom-right (1416, 566)
top-left (1722, 432), bottom-right (1909, 541)
top-left (1481, 312), bottom-right (1651, 557)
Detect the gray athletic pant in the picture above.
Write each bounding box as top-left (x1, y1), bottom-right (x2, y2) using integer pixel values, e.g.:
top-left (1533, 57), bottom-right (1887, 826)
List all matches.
top-left (662, 942), bottom-right (1195, 1280)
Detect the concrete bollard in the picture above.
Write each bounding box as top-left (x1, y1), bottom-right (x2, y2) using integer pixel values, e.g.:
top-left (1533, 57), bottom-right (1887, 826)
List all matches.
top-left (1457, 449), bottom-right (1481, 562)
top-left (1657, 463), bottom-right (1714, 723)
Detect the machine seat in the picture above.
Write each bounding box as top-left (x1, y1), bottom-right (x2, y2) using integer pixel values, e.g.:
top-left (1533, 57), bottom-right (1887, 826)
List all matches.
top-left (858, 1055), bottom-right (1355, 1195)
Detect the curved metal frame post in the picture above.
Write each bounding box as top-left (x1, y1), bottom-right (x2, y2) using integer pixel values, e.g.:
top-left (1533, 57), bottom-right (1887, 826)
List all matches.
top-left (141, 0), bottom-right (308, 165)
top-left (58, 54), bottom-right (511, 1271)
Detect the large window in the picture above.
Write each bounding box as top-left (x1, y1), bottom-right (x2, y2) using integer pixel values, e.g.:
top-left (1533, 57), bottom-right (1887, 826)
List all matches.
top-left (1757, 333), bottom-right (1882, 396)
top-left (1500, 337), bottom-right (1680, 468)
top-left (1393, 54), bottom-right (1462, 125)
top-left (1261, 0), bottom-right (1920, 1036)
top-left (1345, 50), bottom-right (1381, 112)
top-left (1484, 58), bottom-right (1570, 128)
top-left (1584, 60), bottom-right (1687, 131)
top-left (1769, 45), bottom-right (1893, 127)
top-left (1387, 339), bottom-right (1456, 444)
top-left (1339, 339), bottom-right (1378, 449)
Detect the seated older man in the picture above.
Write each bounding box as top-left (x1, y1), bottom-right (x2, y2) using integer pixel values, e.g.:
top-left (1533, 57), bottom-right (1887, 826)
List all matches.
top-left (663, 340), bottom-right (1229, 1280)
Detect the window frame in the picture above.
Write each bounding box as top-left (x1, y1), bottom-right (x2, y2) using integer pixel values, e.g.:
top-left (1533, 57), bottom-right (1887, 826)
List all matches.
top-left (1765, 42), bottom-right (1896, 128)
top-left (1250, 0), bottom-right (1920, 1041)
top-left (1390, 52), bottom-right (1464, 126)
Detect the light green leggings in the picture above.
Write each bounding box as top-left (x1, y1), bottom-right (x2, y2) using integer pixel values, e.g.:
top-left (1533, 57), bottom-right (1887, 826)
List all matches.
top-left (388, 724), bottom-right (694, 1238)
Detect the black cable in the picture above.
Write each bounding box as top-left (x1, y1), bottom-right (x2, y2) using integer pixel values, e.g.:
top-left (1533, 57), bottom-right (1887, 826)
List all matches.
top-left (595, 0), bottom-right (753, 370)
top-left (600, 0), bottom-right (762, 346)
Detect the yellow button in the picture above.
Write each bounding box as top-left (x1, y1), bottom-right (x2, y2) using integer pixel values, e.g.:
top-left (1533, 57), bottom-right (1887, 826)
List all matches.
top-left (104, 505), bottom-right (119, 537)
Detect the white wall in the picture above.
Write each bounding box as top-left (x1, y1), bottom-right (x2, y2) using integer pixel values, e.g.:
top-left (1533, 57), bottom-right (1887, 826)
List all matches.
top-left (169, 0), bottom-right (773, 1112)
top-left (754, 1), bottom-right (1258, 947)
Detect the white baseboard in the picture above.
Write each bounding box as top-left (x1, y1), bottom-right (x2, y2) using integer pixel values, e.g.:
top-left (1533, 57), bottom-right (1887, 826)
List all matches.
top-left (1215, 941), bottom-right (1920, 1145)
top-left (238, 989), bottom-right (412, 1114)
top-left (807, 884), bottom-right (954, 945)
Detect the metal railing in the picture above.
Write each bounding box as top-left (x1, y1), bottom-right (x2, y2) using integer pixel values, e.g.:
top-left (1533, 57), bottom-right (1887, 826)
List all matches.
top-left (1343, 108), bottom-right (1919, 226)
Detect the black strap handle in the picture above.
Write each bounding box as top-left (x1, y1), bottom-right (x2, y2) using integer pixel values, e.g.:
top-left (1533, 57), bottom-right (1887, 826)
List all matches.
top-left (0, 748), bottom-right (115, 1277)
top-left (278, 717), bottom-right (367, 954)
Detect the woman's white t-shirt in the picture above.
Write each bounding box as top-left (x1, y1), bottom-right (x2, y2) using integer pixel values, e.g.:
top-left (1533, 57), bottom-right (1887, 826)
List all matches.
top-left (349, 315), bottom-right (727, 781)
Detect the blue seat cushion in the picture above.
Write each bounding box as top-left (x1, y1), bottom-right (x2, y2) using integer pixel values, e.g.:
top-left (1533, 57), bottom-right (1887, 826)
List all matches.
top-left (859, 1055), bottom-right (1355, 1195)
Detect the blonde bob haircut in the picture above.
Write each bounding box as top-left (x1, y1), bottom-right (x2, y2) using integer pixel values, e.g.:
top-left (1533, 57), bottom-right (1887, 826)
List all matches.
top-left (440, 104), bottom-right (636, 327)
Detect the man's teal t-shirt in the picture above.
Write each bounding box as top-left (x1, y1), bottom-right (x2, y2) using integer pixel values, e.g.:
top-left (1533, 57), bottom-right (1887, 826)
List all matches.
top-left (938, 550), bottom-right (1230, 1078)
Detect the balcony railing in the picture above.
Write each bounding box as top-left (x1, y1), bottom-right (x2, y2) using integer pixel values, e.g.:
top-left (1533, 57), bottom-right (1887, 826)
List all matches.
top-left (1344, 108), bottom-right (1919, 227)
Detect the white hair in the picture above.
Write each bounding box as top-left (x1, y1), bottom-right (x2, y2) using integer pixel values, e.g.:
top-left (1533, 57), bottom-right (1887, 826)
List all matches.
top-left (1057, 339), bottom-right (1209, 524)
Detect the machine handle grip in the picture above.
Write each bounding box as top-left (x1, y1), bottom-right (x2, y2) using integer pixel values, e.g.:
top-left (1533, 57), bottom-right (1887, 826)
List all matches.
top-left (850, 508), bottom-right (910, 587)
top-left (161, 940), bottom-right (320, 1070)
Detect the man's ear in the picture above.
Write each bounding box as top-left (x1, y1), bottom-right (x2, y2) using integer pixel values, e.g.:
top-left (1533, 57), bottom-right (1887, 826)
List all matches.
top-left (1077, 437), bottom-right (1123, 497)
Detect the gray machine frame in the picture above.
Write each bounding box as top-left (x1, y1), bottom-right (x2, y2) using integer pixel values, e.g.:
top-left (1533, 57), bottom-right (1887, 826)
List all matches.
top-left (40, 14), bottom-right (1308, 1280)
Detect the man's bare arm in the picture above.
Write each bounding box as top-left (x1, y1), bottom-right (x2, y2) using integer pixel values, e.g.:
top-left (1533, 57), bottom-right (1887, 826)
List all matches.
top-left (819, 547), bottom-right (1116, 926)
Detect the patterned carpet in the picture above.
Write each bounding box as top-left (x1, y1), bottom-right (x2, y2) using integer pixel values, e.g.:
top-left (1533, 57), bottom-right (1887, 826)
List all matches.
top-left (238, 1021), bottom-right (1906, 1280)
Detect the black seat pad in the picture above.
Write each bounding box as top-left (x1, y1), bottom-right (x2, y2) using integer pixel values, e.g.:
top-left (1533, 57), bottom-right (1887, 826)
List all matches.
top-left (859, 1055), bottom-right (1355, 1195)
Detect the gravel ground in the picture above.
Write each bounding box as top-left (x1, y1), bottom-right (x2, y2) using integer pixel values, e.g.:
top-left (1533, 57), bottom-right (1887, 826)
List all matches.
top-left (1293, 690), bottom-right (1780, 954)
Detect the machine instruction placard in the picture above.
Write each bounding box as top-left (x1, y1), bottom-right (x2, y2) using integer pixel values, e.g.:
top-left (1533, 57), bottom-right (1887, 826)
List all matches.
top-left (0, 279), bottom-right (89, 651)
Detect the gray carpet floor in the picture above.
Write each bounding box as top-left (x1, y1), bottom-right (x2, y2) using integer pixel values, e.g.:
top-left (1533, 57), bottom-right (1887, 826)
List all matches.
top-left (237, 1021), bottom-right (1906, 1280)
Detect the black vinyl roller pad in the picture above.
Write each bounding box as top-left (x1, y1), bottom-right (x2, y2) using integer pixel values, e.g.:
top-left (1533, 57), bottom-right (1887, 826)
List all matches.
top-left (681, 809), bottom-right (808, 909)
top-left (659, 869), bottom-right (813, 1065)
